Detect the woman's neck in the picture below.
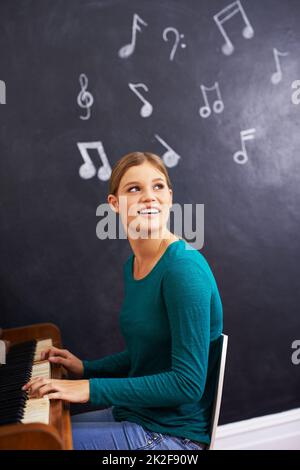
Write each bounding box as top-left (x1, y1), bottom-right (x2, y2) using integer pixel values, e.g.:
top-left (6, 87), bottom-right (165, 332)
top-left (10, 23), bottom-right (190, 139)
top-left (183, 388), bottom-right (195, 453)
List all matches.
top-left (130, 231), bottom-right (179, 270)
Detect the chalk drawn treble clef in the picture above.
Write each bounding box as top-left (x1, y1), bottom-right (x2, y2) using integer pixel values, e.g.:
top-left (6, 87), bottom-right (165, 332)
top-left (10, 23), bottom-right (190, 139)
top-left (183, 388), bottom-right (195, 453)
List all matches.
top-left (77, 73), bottom-right (94, 120)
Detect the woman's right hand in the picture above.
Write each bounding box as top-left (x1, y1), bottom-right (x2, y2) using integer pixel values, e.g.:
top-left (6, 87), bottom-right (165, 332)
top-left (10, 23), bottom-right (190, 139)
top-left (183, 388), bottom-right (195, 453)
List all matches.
top-left (40, 347), bottom-right (84, 378)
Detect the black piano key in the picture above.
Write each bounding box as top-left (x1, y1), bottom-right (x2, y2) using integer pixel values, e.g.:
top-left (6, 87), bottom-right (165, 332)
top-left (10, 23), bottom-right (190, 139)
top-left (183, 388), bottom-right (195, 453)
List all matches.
top-left (0, 339), bottom-right (49, 428)
top-left (0, 406), bottom-right (24, 420)
top-left (0, 382), bottom-right (28, 392)
top-left (0, 416), bottom-right (22, 425)
top-left (0, 390), bottom-right (27, 401)
top-left (8, 340), bottom-right (36, 352)
top-left (1, 396), bottom-right (27, 406)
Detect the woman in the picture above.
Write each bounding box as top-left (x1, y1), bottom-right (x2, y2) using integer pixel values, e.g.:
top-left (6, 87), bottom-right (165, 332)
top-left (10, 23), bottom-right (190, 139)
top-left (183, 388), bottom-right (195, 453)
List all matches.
top-left (23, 152), bottom-right (223, 450)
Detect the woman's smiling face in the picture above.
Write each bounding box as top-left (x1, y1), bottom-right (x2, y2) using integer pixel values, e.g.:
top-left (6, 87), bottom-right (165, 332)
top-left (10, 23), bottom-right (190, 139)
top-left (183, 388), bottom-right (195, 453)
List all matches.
top-left (112, 162), bottom-right (173, 239)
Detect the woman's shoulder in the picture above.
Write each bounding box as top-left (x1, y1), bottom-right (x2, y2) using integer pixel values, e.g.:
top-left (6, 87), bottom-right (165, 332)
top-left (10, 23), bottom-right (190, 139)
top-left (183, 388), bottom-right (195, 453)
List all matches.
top-left (165, 237), bottom-right (210, 267)
top-left (163, 238), bottom-right (217, 287)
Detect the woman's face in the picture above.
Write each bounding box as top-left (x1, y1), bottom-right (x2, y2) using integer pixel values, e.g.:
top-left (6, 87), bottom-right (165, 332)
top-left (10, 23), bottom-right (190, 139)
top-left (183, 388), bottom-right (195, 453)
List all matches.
top-left (109, 162), bottom-right (173, 239)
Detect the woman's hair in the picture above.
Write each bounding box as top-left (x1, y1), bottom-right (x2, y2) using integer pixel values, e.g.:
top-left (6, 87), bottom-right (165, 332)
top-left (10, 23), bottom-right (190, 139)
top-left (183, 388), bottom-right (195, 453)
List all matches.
top-left (108, 152), bottom-right (173, 196)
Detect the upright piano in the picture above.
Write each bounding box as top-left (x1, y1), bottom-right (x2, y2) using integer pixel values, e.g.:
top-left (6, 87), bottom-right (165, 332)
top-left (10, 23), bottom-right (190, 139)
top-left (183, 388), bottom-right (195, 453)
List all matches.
top-left (0, 323), bottom-right (73, 450)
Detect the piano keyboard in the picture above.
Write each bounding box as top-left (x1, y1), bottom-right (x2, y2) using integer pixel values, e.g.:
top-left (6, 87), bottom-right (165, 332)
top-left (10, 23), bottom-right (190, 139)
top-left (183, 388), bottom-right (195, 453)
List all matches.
top-left (0, 339), bottom-right (53, 426)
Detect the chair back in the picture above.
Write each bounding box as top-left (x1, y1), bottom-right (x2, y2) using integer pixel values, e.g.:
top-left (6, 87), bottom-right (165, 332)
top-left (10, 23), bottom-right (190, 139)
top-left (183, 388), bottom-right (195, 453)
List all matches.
top-left (207, 333), bottom-right (228, 450)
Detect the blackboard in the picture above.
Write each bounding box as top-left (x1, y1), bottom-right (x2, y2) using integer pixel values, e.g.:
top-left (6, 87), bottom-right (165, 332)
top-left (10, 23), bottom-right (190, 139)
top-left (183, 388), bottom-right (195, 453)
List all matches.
top-left (1, 0), bottom-right (300, 425)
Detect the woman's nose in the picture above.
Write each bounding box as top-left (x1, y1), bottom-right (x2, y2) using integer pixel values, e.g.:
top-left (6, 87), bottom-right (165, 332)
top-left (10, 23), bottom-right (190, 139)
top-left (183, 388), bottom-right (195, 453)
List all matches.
top-left (140, 187), bottom-right (156, 200)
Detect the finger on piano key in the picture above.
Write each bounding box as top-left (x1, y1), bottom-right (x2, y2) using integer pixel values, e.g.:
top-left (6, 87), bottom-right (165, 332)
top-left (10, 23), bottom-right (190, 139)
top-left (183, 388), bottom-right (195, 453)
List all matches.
top-left (34, 339), bottom-right (53, 362)
top-left (22, 362), bottom-right (50, 391)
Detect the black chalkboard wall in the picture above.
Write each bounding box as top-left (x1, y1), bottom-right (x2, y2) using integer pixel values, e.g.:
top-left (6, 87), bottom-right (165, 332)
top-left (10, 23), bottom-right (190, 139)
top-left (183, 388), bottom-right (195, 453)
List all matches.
top-left (1, 0), bottom-right (300, 425)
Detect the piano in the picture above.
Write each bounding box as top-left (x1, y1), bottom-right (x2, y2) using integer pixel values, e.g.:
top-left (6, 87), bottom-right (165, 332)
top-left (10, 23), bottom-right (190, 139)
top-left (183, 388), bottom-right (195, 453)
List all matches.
top-left (0, 323), bottom-right (73, 450)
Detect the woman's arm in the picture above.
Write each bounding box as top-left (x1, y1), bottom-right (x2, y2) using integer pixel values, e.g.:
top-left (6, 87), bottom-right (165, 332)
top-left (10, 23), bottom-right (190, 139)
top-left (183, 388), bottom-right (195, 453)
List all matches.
top-left (82, 349), bottom-right (131, 379)
top-left (25, 259), bottom-right (213, 406)
top-left (86, 259), bottom-right (212, 408)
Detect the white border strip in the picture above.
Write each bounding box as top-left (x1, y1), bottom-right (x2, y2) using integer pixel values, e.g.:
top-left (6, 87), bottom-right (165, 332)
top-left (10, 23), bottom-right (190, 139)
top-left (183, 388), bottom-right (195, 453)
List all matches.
top-left (214, 408), bottom-right (300, 450)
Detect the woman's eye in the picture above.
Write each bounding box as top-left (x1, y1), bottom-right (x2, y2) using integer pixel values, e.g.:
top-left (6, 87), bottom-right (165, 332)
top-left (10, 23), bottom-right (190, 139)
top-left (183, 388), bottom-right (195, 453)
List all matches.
top-left (128, 183), bottom-right (164, 192)
top-left (128, 186), bottom-right (139, 192)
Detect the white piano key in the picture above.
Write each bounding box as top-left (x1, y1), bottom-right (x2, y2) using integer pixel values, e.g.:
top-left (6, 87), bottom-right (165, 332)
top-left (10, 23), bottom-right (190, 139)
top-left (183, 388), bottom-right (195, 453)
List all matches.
top-left (21, 397), bottom-right (50, 425)
top-left (34, 339), bottom-right (53, 362)
top-left (31, 361), bottom-right (51, 379)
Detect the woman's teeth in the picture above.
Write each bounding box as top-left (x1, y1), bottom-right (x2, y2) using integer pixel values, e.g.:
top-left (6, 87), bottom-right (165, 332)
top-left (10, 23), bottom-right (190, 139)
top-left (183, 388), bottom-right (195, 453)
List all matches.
top-left (138, 209), bottom-right (160, 215)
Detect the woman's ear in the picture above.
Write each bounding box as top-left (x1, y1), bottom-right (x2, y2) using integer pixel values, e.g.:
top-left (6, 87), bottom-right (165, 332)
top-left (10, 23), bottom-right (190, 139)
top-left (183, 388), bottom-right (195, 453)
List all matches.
top-left (107, 194), bottom-right (119, 213)
top-left (169, 188), bottom-right (173, 208)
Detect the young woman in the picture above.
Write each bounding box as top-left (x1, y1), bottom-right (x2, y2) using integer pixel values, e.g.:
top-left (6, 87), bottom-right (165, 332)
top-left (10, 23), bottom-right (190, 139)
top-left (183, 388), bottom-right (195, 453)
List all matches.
top-left (23, 152), bottom-right (223, 450)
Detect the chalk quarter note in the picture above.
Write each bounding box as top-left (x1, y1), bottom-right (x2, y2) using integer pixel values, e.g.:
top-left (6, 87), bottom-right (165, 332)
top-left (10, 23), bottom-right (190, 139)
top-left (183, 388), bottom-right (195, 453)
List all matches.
top-left (77, 141), bottom-right (112, 181)
top-left (154, 134), bottom-right (181, 168)
top-left (199, 82), bottom-right (224, 119)
top-left (213, 0), bottom-right (254, 56)
top-left (233, 129), bottom-right (256, 164)
top-left (118, 13), bottom-right (148, 59)
top-left (77, 73), bottom-right (94, 120)
top-left (128, 83), bottom-right (153, 118)
top-left (271, 48), bottom-right (289, 85)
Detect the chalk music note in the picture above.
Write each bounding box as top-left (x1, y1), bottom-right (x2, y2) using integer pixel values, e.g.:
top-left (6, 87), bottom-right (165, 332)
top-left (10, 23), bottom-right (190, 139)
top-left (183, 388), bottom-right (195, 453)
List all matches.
top-left (213, 0), bottom-right (254, 56)
top-left (199, 82), bottom-right (224, 119)
top-left (77, 141), bottom-right (112, 181)
top-left (163, 27), bottom-right (187, 61)
top-left (128, 83), bottom-right (153, 118)
top-left (154, 134), bottom-right (181, 168)
top-left (77, 73), bottom-right (94, 120)
top-left (118, 13), bottom-right (148, 59)
top-left (271, 48), bottom-right (289, 85)
top-left (233, 129), bottom-right (256, 164)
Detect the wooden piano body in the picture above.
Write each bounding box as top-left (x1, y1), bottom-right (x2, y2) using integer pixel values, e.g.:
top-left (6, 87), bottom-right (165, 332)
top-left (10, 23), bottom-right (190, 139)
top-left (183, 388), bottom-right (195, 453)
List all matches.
top-left (0, 323), bottom-right (73, 450)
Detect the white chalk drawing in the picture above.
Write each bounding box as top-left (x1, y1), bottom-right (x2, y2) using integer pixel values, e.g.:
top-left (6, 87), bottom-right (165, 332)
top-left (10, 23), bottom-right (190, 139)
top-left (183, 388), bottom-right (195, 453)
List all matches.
top-left (199, 82), bottom-right (224, 118)
top-left (163, 27), bottom-right (187, 61)
top-left (77, 141), bottom-right (112, 181)
top-left (271, 48), bottom-right (289, 85)
top-left (128, 83), bottom-right (153, 118)
top-left (0, 80), bottom-right (6, 104)
top-left (154, 134), bottom-right (181, 168)
top-left (213, 0), bottom-right (254, 56)
top-left (118, 13), bottom-right (148, 59)
top-left (233, 129), bottom-right (256, 164)
top-left (77, 74), bottom-right (94, 120)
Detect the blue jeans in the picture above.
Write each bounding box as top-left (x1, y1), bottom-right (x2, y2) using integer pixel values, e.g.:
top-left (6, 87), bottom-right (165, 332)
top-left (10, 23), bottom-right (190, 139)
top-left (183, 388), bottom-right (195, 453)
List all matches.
top-left (72, 407), bottom-right (206, 450)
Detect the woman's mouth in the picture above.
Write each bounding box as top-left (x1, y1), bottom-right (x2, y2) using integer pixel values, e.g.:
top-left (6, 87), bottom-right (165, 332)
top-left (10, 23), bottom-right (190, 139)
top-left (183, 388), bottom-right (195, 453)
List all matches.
top-left (137, 208), bottom-right (161, 217)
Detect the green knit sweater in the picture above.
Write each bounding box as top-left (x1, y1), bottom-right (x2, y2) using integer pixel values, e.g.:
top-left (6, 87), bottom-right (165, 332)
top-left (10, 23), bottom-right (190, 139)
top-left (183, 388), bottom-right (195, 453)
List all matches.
top-left (82, 239), bottom-right (223, 445)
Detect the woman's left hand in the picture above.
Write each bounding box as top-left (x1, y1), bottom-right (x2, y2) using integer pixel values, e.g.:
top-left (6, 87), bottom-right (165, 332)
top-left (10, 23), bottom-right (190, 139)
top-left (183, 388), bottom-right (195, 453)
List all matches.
top-left (22, 378), bottom-right (90, 403)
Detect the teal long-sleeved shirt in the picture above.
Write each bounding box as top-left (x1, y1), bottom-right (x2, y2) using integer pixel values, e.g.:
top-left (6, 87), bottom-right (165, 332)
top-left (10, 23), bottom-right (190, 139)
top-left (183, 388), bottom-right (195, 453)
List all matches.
top-left (82, 239), bottom-right (223, 445)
